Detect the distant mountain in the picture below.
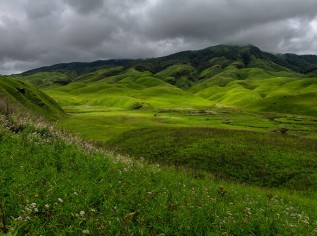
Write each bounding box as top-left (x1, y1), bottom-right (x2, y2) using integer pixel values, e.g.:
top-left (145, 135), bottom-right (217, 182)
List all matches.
top-left (21, 44), bottom-right (317, 77)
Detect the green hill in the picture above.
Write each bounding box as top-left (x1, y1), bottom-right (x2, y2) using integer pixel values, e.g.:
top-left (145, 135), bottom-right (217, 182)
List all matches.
top-left (0, 76), bottom-right (64, 119)
top-left (17, 44), bottom-right (317, 117)
top-left (43, 68), bottom-right (214, 110)
top-left (190, 68), bottom-right (317, 116)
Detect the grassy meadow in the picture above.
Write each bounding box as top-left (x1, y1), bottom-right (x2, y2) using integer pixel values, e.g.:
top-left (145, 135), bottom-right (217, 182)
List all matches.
top-left (1, 115), bottom-right (317, 235)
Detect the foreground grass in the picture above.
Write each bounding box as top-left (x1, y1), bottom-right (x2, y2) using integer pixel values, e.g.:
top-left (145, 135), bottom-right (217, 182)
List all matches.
top-left (1, 116), bottom-right (317, 235)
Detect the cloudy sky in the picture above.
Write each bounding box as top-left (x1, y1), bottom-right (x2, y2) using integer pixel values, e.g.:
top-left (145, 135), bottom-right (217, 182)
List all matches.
top-left (1, 0), bottom-right (317, 74)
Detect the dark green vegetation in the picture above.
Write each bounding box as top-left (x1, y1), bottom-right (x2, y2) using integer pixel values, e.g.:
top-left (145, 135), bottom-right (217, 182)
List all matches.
top-left (1, 116), bottom-right (317, 235)
top-left (107, 127), bottom-right (317, 192)
top-left (1, 44), bottom-right (317, 234)
top-left (0, 76), bottom-right (64, 119)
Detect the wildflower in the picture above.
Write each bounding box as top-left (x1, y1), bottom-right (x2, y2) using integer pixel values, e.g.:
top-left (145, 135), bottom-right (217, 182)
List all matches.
top-left (80, 211), bottom-right (85, 216)
top-left (82, 229), bottom-right (90, 234)
top-left (58, 198), bottom-right (63, 203)
top-left (45, 204), bottom-right (50, 208)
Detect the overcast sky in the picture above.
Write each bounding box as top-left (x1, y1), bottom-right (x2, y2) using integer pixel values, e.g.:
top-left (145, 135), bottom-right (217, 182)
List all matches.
top-left (1, 0), bottom-right (317, 74)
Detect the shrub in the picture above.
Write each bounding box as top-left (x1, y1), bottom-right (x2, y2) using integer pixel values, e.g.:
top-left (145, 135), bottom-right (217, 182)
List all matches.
top-left (279, 127), bottom-right (288, 135)
top-left (130, 101), bottom-right (143, 110)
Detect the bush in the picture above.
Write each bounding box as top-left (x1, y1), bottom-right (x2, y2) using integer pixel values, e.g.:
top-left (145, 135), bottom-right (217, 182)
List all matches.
top-left (130, 102), bottom-right (143, 110)
top-left (279, 127), bottom-right (288, 135)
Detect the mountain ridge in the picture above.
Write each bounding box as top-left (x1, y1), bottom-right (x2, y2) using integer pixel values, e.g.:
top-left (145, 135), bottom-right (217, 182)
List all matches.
top-left (20, 44), bottom-right (317, 77)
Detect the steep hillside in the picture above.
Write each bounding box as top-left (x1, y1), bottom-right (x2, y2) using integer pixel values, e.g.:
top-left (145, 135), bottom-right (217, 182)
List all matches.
top-left (0, 76), bottom-right (64, 119)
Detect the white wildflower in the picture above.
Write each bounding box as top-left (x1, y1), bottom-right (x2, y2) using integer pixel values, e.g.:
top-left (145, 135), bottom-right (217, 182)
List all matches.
top-left (58, 198), bottom-right (63, 203)
top-left (82, 229), bottom-right (90, 234)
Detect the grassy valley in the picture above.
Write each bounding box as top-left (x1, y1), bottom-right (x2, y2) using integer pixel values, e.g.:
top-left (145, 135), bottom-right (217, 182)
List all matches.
top-left (2, 44), bottom-right (317, 234)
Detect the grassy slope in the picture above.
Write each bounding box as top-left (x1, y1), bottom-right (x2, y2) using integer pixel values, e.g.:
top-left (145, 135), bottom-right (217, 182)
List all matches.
top-left (44, 68), bottom-right (214, 110)
top-left (0, 76), bottom-right (64, 119)
top-left (107, 127), bottom-right (317, 192)
top-left (190, 67), bottom-right (317, 116)
top-left (14, 72), bottom-right (70, 87)
top-left (1, 117), bottom-right (317, 235)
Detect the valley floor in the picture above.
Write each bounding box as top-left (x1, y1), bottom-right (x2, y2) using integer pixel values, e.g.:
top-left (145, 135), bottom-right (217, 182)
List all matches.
top-left (57, 105), bottom-right (317, 142)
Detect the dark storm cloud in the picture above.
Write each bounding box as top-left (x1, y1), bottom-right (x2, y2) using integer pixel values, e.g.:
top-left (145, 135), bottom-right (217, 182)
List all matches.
top-left (0, 0), bottom-right (317, 74)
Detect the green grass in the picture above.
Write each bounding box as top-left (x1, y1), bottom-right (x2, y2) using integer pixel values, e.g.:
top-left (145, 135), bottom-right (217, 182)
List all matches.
top-left (1, 115), bottom-right (317, 235)
top-left (190, 68), bottom-right (317, 116)
top-left (106, 127), bottom-right (317, 192)
top-left (54, 107), bottom-right (317, 142)
top-left (43, 68), bottom-right (214, 110)
top-left (14, 72), bottom-right (70, 87)
top-left (0, 76), bottom-right (64, 119)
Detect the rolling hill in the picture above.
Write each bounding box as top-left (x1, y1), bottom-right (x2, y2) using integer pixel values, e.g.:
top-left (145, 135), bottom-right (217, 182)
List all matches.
top-left (14, 44), bottom-right (317, 117)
